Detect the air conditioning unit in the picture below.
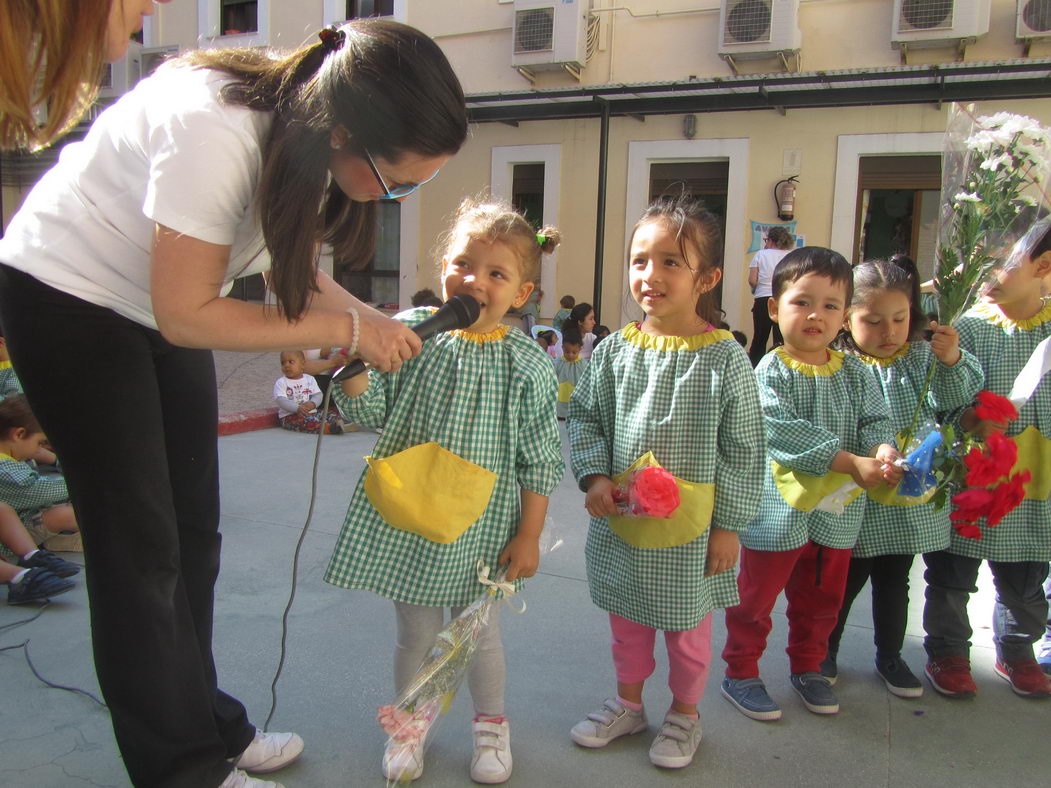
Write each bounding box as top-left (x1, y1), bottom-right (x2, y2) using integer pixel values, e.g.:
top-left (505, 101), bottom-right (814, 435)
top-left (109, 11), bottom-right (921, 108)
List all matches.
top-left (141, 45), bottom-right (180, 77)
top-left (511, 0), bottom-right (588, 76)
top-left (99, 41), bottom-right (142, 99)
top-left (718, 0), bottom-right (801, 59)
top-left (891, 0), bottom-right (990, 48)
top-left (1017, 0), bottom-right (1051, 39)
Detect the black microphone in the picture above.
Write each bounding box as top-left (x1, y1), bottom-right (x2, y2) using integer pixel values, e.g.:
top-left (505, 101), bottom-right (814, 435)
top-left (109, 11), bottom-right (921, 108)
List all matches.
top-left (331, 294), bottom-right (481, 383)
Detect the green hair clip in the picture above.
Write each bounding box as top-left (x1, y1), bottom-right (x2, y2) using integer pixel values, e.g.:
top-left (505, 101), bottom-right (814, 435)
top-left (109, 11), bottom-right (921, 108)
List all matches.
top-left (536, 233), bottom-right (547, 246)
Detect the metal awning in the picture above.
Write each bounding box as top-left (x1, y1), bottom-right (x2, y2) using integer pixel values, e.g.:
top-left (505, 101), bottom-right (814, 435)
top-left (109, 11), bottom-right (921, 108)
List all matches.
top-left (466, 58), bottom-right (1051, 123)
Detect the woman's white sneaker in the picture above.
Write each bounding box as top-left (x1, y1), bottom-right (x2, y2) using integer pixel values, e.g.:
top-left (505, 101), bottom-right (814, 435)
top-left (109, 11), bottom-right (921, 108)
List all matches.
top-left (219, 768), bottom-right (283, 788)
top-left (234, 729), bottom-right (304, 774)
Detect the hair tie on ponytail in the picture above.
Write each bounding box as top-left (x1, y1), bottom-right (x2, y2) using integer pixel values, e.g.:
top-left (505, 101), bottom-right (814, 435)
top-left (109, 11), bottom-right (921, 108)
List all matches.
top-left (318, 25), bottom-right (346, 53)
top-left (536, 233), bottom-right (547, 246)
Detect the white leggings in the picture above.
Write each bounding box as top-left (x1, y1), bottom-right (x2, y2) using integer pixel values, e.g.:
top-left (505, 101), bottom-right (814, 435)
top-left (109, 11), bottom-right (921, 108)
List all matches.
top-left (393, 601), bottom-right (506, 717)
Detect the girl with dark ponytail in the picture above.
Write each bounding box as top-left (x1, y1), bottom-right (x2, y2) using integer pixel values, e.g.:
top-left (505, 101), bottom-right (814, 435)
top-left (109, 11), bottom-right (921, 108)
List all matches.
top-left (0, 19), bottom-right (467, 788)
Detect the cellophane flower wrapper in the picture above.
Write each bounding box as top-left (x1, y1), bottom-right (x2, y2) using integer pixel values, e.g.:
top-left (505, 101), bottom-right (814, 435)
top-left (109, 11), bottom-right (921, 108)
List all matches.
top-left (935, 104), bottom-right (1051, 326)
top-left (378, 518), bottom-right (565, 786)
top-left (612, 466), bottom-right (680, 518)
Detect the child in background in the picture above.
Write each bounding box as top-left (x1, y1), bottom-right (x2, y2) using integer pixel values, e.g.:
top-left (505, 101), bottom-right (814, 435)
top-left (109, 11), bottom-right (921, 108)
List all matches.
top-left (0, 333), bottom-right (22, 401)
top-left (592, 324), bottom-right (611, 347)
top-left (826, 261), bottom-right (982, 698)
top-left (0, 395), bottom-right (80, 549)
top-left (0, 500), bottom-right (80, 605)
top-left (411, 288), bottom-right (444, 308)
top-left (553, 295), bottom-right (575, 330)
top-left (552, 329), bottom-right (587, 421)
top-left (721, 247), bottom-right (902, 721)
top-left (568, 196), bottom-right (765, 769)
top-left (530, 325), bottom-right (562, 359)
top-left (923, 219), bottom-right (1051, 699)
top-left (273, 350), bottom-right (345, 435)
top-left (562, 302), bottom-right (597, 359)
top-left (326, 198), bottom-right (564, 784)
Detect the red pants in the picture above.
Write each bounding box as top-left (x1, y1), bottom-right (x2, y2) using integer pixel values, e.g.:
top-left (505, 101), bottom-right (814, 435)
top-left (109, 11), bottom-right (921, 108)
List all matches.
top-left (723, 542), bottom-right (851, 677)
top-left (609, 612), bottom-right (713, 705)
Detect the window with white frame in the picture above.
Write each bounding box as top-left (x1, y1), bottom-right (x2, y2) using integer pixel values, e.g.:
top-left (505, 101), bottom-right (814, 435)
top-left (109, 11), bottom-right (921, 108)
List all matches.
top-left (323, 0), bottom-right (406, 24)
top-left (339, 203), bottom-right (402, 308)
top-left (198, 0), bottom-right (269, 46)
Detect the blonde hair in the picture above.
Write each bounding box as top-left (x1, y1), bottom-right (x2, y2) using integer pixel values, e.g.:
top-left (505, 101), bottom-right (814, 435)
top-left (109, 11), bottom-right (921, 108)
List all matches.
top-left (0, 0), bottom-right (109, 151)
top-left (440, 196), bottom-right (561, 283)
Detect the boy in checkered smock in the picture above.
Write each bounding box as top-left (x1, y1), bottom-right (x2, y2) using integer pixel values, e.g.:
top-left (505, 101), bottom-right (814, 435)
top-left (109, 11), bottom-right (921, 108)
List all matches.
top-left (922, 220), bottom-right (1051, 700)
top-left (567, 197), bottom-right (766, 770)
top-left (721, 247), bottom-right (902, 722)
top-left (825, 260), bottom-right (982, 699)
top-left (325, 199), bottom-right (563, 785)
top-left (551, 328), bottom-right (587, 420)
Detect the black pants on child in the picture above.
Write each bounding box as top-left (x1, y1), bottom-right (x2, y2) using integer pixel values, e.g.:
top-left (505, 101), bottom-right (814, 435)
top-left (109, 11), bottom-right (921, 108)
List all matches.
top-left (827, 553), bottom-right (915, 659)
top-left (923, 550), bottom-right (1050, 663)
top-left (0, 266), bottom-right (254, 787)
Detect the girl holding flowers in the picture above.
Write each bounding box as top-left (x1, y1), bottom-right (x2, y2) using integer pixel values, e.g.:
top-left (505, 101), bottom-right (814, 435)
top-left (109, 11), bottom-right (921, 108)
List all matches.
top-left (825, 260), bottom-right (983, 697)
top-left (325, 197), bottom-right (564, 784)
top-left (923, 218), bottom-right (1051, 700)
top-left (567, 195), bottom-right (765, 770)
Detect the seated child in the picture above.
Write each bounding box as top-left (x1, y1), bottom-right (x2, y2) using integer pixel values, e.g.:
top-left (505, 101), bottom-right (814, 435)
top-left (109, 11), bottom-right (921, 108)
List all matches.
top-left (553, 295), bottom-right (575, 330)
top-left (274, 350), bottom-right (346, 435)
top-left (721, 247), bottom-right (903, 720)
top-left (0, 500), bottom-right (79, 605)
top-left (0, 395), bottom-right (79, 550)
top-left (552, 329), bottom-right (587, 421)
top-left (530, 325), bottom-right (562, 359)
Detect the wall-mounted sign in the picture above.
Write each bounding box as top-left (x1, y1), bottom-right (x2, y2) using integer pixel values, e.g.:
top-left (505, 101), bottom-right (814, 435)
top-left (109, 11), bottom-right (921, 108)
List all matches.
top-left (747, 220), bottom-right (800, 254)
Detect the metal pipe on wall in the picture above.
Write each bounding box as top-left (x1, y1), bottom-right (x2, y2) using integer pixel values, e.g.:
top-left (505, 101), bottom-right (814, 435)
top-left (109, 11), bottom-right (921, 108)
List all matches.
top-left (593, 97), bottom-right (610, 320)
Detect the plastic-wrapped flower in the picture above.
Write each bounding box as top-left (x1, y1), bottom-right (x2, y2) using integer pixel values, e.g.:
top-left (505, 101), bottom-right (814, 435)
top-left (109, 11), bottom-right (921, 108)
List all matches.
top-left (974, 390), bottom-right (1019, 424)
top-left (985, 470), bottom-right (1031, 527)
top-left (963, 432), bottom-right (1018, 486)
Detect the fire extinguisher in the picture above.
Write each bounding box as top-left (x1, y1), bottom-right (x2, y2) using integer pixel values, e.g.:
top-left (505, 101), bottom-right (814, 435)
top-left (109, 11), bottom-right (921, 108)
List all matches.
top-left (774, 176), bottom-right (798, 221)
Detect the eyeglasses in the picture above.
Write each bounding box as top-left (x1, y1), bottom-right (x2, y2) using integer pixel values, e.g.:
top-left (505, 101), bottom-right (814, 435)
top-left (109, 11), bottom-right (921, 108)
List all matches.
top-left (363, 147), bottom-right (440, 200)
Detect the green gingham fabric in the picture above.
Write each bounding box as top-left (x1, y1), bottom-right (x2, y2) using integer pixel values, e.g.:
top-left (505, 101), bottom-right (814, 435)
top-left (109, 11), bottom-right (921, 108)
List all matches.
top-left (552, 356), bottom-right (587, 419)
top-left (0, 363), bottom-right (22, 401)
top-left (744, 348), bottom-right (896, 552)
top-left (950, 301), bottom-right (1051, 561)
top-left (568, 325), bottom-right (766, 631)
top-left (0, 455), bottom-right (68, 521)
top-left (325, 308), bottom-right (564, 606)
top-left (852, 342), bottom-right (984, 557)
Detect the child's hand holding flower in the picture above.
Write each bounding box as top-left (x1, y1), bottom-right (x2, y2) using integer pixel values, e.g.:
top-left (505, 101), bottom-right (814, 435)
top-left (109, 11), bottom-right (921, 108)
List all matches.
top-left (874, 444), bottom-right (905, 485)
top-left (584, 475), bottom-right (619, 517)
top-left (497, 531), bottom-right (540, 581)
top-left (928, 321), bottom-right (962, 366)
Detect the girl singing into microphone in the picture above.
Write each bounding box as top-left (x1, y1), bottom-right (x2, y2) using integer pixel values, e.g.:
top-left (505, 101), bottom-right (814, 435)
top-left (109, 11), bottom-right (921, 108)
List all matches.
top-left (326, 197), bottom-right (564, 784)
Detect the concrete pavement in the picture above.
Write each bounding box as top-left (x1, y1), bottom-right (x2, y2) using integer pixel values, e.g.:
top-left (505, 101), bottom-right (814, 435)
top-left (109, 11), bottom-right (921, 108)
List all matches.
top-left (1, 421), bottom-right (1046, 787)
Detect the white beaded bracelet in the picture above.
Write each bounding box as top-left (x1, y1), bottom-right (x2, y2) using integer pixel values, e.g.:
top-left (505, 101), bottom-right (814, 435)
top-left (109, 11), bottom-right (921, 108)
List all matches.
top-left (346, 306), bottom-right (360, 359)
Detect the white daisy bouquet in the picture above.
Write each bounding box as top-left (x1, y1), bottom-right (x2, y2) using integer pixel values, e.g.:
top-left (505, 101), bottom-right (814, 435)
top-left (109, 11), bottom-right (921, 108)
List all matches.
top-left (897, 104), bottom-right (1051, 523)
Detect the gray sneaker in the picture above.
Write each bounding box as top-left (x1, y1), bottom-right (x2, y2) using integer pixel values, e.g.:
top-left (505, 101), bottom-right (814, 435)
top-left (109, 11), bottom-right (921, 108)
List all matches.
top-left (720, 677), bottom-right (782, 721)
top-left (570, 698), bottom-right (648, 748)
top-left (790, 672), bottom-right (839, 714)
top-left (648, 711), bottom-right (702, 769)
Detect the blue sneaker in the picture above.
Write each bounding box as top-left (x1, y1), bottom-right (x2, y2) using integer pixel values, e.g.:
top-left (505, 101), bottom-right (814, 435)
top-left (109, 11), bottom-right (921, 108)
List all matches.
top-left (790, 672), bottom-right (839, 714)
top-left (720, 677), bottom-right (782, 721)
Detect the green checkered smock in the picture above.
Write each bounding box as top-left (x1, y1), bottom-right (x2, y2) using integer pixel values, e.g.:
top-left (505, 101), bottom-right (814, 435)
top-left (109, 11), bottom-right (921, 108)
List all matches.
top-left (950, 300), bottom-right (1051, 562)
top-left (852, 342), bottom-right (983, 558)
top-left (0, 454), bottom-right (68, 521)
top-left (745, 348), bottom-right (895, 553)
top-left (325, 309), bottom-right (564, 606)
top-left (0, 361), bottom-right (22, 401)
top-left (568, 324), bottom-right (766, 631)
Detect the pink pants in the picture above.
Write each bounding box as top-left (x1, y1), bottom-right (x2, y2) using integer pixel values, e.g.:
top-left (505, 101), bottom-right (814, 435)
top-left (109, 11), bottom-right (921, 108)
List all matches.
top-left (722, 542), bottom-right (851, 677)
top-left (609, 612), bottom-right (713, 705)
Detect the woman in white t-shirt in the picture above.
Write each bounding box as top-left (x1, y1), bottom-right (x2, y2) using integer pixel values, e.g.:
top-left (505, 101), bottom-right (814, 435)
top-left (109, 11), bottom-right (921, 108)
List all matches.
top-left (747, 225), bottom-right (795, 366)
top-left (0, 20), bottom-right (466, 788)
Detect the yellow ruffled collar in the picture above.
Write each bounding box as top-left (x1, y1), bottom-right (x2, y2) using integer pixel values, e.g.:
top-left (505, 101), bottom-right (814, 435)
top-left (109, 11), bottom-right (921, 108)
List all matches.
top-left (856, 342), bottom-right (911, 367)
top-left (0, 360), bottom-right (11, 371)
top-left (622, 322), bottom-right (733, 351)
top-left (775, 346), bottom-right (844, 376)
top-left (451, 324), bottom-right (510, 343)
top-left (972, 300), bottom-right (1051, 330)
top-left (559, 356), bottom-right (583, 363)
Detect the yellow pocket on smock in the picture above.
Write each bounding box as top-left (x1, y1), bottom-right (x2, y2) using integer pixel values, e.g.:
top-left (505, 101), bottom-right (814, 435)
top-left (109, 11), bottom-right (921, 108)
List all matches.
top-left (867, 481), bottom-right (936, 507)
top-left (772, 461), bottom-right (863, 512)
top-left (558, 382), bottom-right (575, 404)
top-left (364, 442), bottom-right (497, 543)
top-left (1009, 425), bottom-right (1051, 500)
top-left (607, 452), bottom-right (714, 549)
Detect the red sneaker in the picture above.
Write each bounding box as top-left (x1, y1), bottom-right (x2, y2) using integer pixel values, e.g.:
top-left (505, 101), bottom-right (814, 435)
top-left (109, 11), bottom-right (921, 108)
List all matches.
top-left (994, 659), bottom-right (1051, 698)
top-left (924, 657), bottom-right (977, 697)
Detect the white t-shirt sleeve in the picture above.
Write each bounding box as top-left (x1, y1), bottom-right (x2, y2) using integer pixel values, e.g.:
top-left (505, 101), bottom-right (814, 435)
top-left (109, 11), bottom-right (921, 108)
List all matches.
top-left (142, 75), bottom-right (261, 246)
top-left (749, 252), bottom-right (762, 269)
